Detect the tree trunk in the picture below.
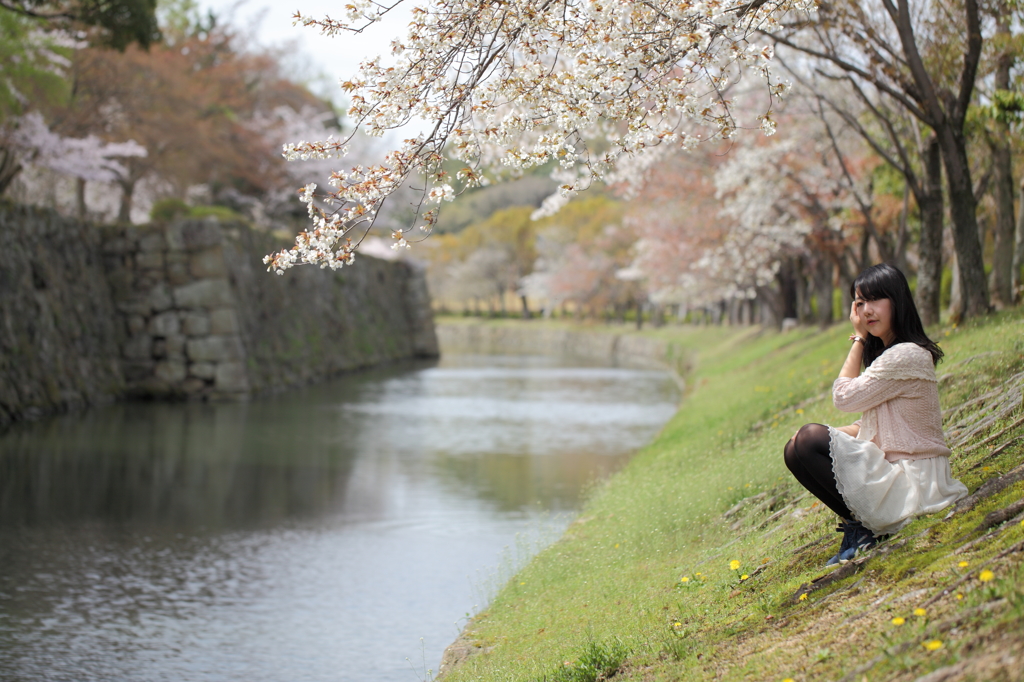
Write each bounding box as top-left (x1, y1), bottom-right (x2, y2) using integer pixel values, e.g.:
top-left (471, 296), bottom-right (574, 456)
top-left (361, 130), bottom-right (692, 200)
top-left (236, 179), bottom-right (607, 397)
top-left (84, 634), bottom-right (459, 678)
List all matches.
top-left (916, 135), bottom-right (944, 326)
top-left (75, 178), bottom-right (87, 220)
top-left (1014, 178), bottom-right (1024, 301)
top-left (938, 127), bottom-right (990, 320)
top-left (948, 252), bottom-right (962, 321)
top-left (990, 9), bottom-right (1016, 308)
top-left (117, 178), bottom-right (136, 223)
top-left (814, 258), bottom-right (834, 328)
top-left (0, 147), bottom-right (23, 195)
top-left (519, 294), bottom-right (531, 319)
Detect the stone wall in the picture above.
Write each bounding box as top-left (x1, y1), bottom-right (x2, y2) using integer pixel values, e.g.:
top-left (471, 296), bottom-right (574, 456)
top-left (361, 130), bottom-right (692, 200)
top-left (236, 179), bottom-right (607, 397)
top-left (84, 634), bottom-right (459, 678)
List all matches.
top-left (0, 203), bottom-right (438, 425)
top-left (0, 204), bottom-right (124, 424)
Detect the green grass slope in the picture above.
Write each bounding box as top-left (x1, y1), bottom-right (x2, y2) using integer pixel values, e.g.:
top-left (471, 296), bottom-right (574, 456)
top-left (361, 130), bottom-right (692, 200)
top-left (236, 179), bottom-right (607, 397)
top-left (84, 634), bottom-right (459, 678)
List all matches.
top-left (440, 307), bottom-right (1024, 682)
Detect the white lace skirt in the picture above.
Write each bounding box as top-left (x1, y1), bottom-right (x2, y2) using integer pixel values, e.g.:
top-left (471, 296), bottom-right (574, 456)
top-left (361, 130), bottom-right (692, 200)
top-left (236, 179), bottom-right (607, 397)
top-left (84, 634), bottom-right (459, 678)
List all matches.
top-left (828, 427), bottom-right (969, 535)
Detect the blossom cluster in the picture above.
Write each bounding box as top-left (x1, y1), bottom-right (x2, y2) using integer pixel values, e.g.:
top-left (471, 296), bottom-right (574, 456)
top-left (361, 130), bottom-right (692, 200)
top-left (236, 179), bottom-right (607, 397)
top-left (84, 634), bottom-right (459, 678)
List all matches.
top-left (265, 0), bottom-right (811, 273)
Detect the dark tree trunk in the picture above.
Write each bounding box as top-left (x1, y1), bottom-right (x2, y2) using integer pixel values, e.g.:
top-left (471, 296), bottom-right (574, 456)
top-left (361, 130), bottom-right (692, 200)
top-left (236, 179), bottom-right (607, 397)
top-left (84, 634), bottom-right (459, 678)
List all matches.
top-left (939, 127), bottom-right (990, 321)
top-left (75, 178), bottom-right (87, 220)
top-left (990, 8), bottom-right (1016, 308)
top-left (519, 294), bottom-right (531, 319)
top-left (813, 258), bottom-right (834, 328)
top-left (117, 178), bottom-right (136, 223)
top-left (916, 135), bottom-right (944, 326)
top-left (1014, 178), bottom-right (1024, 300)
top-left (0, 147), bottom-right (23, 195)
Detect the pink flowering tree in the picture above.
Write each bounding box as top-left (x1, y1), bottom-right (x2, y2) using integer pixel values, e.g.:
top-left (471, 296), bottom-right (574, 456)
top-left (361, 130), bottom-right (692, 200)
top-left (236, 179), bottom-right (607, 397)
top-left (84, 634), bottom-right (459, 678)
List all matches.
top-left (264, 0), bottom-right (811, 274)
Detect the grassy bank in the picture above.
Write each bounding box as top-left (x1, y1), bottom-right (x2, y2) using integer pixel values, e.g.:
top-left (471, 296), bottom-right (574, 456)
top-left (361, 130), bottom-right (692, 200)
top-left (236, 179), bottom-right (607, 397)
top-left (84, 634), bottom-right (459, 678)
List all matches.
top-left (439, 307), bottom-right (1024, 682)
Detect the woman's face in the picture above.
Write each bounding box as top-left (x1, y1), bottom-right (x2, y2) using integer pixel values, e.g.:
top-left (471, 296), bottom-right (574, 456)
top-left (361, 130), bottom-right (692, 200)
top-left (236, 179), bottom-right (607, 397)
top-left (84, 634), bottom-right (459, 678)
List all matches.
top-left (855, 291), bottom-right (895, 345)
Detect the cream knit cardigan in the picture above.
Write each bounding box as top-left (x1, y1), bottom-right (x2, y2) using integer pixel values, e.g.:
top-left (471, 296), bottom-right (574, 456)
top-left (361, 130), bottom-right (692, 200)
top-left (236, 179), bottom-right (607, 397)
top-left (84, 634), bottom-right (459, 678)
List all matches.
top-left (832, 342), bottom-right (951, 463)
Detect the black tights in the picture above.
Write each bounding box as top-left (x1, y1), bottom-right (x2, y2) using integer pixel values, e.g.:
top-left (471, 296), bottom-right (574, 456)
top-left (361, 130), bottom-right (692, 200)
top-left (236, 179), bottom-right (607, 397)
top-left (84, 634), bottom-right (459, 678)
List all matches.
top-left (783, 423), bottom-right (852, 520)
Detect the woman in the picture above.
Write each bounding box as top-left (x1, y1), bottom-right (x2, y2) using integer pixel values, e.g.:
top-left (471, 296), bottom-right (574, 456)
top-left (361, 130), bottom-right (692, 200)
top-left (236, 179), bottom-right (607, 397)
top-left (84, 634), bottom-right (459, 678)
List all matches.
top-left (784, 263), bottom-right (968, 565)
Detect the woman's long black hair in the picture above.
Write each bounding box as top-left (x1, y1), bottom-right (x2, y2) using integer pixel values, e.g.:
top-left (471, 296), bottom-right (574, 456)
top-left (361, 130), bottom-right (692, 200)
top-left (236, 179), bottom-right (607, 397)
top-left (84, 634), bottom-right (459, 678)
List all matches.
top-left (850, 263), bottom-right (943, 367)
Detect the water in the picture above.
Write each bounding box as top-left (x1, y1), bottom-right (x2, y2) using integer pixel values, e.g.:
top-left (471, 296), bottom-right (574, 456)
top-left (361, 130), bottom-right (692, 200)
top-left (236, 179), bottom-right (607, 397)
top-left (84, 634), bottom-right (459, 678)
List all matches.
top-left (0, 354), bottom-right (679, 682)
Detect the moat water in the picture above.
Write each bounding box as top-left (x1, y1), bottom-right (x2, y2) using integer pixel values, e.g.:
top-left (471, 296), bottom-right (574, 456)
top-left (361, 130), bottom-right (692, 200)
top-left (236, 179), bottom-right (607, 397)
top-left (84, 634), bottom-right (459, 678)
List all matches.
top-left (0, 354), bottom-right (679, 681)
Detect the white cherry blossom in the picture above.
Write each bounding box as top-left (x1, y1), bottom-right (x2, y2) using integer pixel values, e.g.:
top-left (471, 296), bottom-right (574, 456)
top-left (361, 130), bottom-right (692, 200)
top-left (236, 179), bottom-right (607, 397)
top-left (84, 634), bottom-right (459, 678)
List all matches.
top-left (264, 0), bottom-right (813, 273)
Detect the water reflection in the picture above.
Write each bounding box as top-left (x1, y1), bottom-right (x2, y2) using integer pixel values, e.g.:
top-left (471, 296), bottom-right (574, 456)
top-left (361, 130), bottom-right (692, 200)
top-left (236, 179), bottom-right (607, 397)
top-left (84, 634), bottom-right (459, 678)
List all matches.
top-left (0, 354), bottom-right (679, 682)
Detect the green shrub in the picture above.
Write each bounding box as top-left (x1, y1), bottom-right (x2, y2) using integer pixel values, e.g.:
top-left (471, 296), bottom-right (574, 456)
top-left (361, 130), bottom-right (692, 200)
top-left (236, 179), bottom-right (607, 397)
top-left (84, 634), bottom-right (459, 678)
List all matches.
top-left (187, 205), bottom-right (246, 222)
top-left (149, 197), bottom-right (189, 222)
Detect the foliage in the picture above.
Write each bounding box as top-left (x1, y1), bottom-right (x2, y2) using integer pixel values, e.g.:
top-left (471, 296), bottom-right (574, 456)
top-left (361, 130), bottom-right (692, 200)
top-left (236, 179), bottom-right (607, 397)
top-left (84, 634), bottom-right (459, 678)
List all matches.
top-left (0, 6), bottom-right (73, 124)
top-left (0, 0), bottom-right (159, 50)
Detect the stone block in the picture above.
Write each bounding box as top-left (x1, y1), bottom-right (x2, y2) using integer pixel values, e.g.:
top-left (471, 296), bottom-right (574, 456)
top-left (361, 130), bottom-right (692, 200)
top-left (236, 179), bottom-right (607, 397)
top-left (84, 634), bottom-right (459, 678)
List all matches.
top-left (215, 361), bottom-right (250, 392)
top-left (186, 336), bottom-right (244, 362)
top-left (209, 308), bottom-right (239, 335)
top-left (149, 283), bottom-right (174, 312)
top-left (165, 334), bottom-right (186, 360)
top-left (167, 262), bottom-right (191, 286)
top-left (123, 361), bottom-right (154, 382)
top-left (136, 251), bottom-right (164, 270)
top-left (182, 312), bottom-right (210, 336)
top-left (173, 279), bottom-right (234, 309)
top-left (189, 247), bottom-right (227, 278)
top-left (166, 251), bottom-right (188, 265)
top-left (182, 378), bottom-right (206, 393)
top-left (127, 315), bottom-right (146, 335)
top-left (116, 299), bottom-right (151, 316)
top-left (149, 311), bottom-right (180, 336)
top-left (165, 223), bottom-right (187, 251)
top-left (139, 232), bottom-right (165, 252)
top-left (154, 360), bottom-right (187, 383)
top-left (182, 220), bottom-right (222, 251)
top-left (123, 335), bottom-right (152, 360)
top-left (189, 361), bottom-right (216, 379)
top-left (102, 237), bottom-right (133, 255)
top-left (153, 338), bottom-right (167, 359)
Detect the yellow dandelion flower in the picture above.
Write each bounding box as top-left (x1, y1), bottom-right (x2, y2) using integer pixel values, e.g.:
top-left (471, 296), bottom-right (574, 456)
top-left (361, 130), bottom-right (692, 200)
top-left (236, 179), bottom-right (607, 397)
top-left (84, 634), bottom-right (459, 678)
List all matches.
top-left (956, 593), bottom-right (964, 600)
top-left (681, 576), bottom-right (690, 583)
top-left (1020, 519), bottom-right (1024, 528)
top-left (913, 608), bottom-right (926, 617)
top-left (783, 678), bottom-right (795, 682)
top-left (673, 621), bottom-right (682, 628)
top-left (979, 570), bottom-right (995, 582)
top-left (740, 574), bottom-right (749, 581)
top-left (958, 561), bottom-right (969, 568)
top-left (730, 560), bottom-right (741, 570)
top-left (922, 640), bottom-right (943, 651)
top-left (796, 408), bottom-right (804, 414)
top-left (891, 617), bottom-right (905, 625)
top-left (799, 593), bottom-right (808, 601)
top-left (695, 572), bottom-right (703, 576)
top-left (614, 543), bottom-right (619, 548)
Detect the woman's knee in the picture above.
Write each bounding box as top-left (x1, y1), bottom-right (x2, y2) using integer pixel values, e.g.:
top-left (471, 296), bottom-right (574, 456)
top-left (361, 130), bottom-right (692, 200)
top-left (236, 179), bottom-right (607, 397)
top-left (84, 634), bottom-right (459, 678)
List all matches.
top-left (785, 423), bottom-right (827, 469)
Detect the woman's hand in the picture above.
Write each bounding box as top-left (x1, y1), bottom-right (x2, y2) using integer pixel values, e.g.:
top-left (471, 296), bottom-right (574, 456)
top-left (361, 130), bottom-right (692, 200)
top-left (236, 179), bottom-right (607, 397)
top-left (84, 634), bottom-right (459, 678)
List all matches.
top-left (835, 424), bottom-right (860, 438)
top-left (849, 300), bottom-right (869, 338)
